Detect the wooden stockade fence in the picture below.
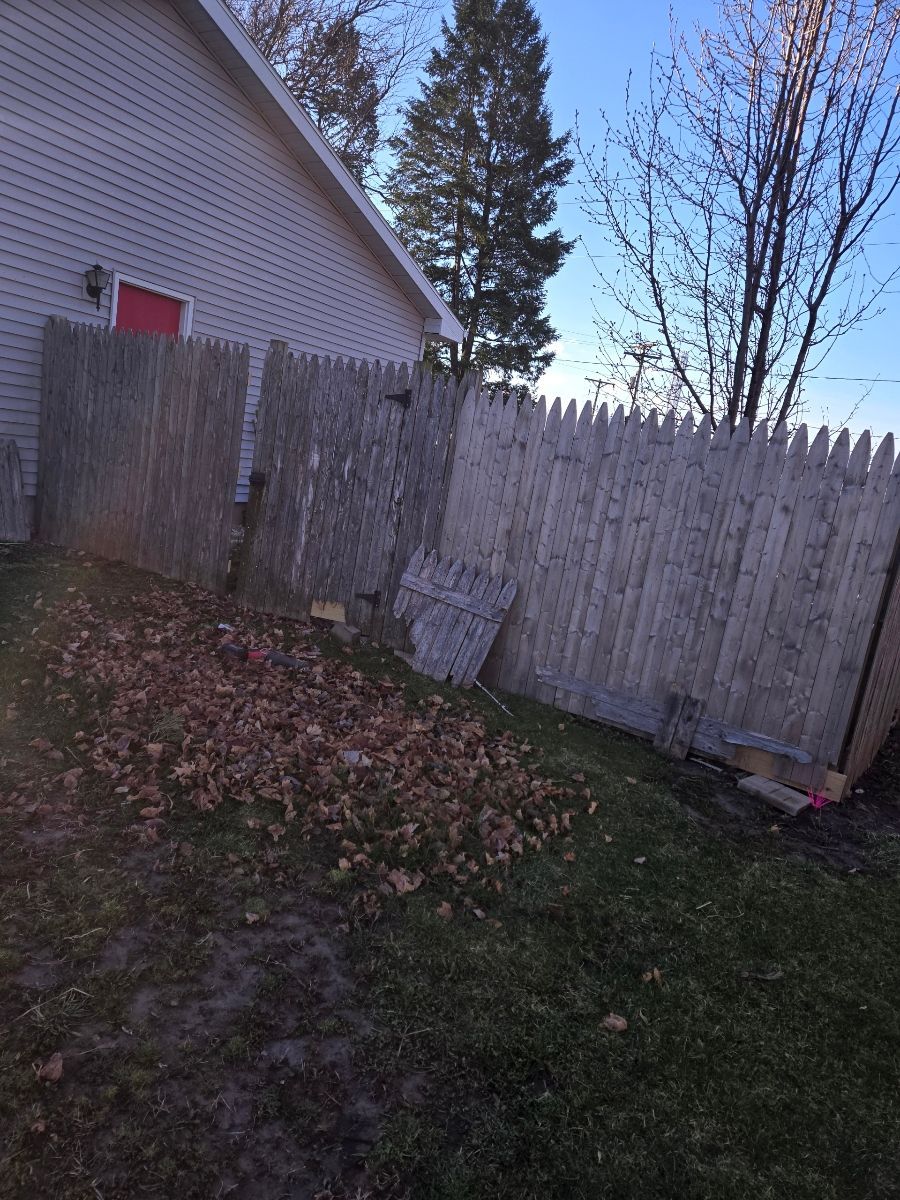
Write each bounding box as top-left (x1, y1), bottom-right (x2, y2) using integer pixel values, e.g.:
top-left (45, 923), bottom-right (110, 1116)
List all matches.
top-left (38, 317), bottom-right (248, 591)
top-left (440, 390), bottom-right (900, 791)
top-left (0, 438), bottom-right (28, 542)
top-left (35, 326), bottom-right (900, 791)
top-left (235, 342), bottom-right (469, 644)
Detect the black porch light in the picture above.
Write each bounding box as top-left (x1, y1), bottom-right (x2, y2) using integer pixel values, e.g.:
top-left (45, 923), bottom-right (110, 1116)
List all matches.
top-left (84, 263), bottom-right (111, 310)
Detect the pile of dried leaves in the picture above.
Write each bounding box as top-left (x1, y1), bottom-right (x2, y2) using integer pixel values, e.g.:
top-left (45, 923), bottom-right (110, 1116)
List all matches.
top-left (21, 585), bottom-right (588, 897)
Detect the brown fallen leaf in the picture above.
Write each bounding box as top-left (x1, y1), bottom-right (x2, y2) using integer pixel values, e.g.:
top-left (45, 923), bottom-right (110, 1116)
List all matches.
top-left (625, 776), bottom-right (637, 785)
top-left (633, 856), bottom-right (647, 865)
top-left (139, 806), bottom-right (163, 819)
top-left (30, 1119), bottom-right (47, 1134)
top-left (602, 1013), bottom-right (628, 1033)
top-left (436, 900), bottom-right (453, 920)
top-left (587, 800), bottom-right (598, 815)
top-left (337, 857), bottom-right (352, 871)
top-left (641, 967), bottom-right (664, 986)
top-left (563, 851), bottom-right (576, 862)
top-left (386, 867), bottom-right (425, 895)
top-left (36, 1052), bottom-right (63, 1083)
top-left (603, 833), bottom-right (614, 843)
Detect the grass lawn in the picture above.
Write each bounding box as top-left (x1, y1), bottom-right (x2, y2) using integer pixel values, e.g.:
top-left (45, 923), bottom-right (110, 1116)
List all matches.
top-left (1, 544), bottom-right (899, 1200)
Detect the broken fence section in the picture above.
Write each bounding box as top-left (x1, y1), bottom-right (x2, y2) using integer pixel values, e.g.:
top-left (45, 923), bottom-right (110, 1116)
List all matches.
top-left (393, 546), bottom-right (517, 685)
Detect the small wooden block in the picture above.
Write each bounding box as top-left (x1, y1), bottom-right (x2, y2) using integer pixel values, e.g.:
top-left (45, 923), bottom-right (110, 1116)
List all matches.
top-left (820, 770), bottom-right (848, 803)
top-left (727, 745), bottom-right (797, 780)
top-left (310, 600), bottom-right (346, 623)
top-left (737, 774), bottom-right (811, 816)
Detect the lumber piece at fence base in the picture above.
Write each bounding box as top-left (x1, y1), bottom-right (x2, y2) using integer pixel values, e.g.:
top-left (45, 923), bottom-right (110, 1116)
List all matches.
top-left (726, 745), bottom-right (798, 781)
top-left (310, 600), bottom-right (346, 623)
top-left (737, 774), bottom-right (812, 816)
top-left (727, 747), bottom-right (845, 800)
top-left (654, 689), bottom-right (704, 760)
top-left (535, 667), bottom-right (813, 765)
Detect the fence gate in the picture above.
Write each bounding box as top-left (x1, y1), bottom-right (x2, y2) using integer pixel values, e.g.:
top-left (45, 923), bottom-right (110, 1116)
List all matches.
top-left (38, 317), bottom-right (248, 591)
top-left (235, 342), bottom-right (465, 643)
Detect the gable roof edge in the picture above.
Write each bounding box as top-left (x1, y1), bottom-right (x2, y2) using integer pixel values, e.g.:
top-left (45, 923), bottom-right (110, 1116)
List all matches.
top-left (172, 0), bottom-right (465, 345)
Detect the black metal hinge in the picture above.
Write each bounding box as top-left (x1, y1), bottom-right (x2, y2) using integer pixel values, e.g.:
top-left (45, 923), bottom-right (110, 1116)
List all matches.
top-left (248, 470), bottom-right (266, 487)
top-left (355, 590), bottom-right (381, 608)
top-left (385, 389), bottom-right (412, 407)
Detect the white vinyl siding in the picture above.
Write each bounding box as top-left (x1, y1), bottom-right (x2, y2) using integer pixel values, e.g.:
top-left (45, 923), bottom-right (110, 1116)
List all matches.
top-left (0, 0), bottom-right (425, 499)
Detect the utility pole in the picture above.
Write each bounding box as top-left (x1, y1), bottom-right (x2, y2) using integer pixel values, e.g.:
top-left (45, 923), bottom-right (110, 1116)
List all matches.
top-left (625, 341), bottom-right (660, 405)
top-left (585, 375), bottom-right (612, 417)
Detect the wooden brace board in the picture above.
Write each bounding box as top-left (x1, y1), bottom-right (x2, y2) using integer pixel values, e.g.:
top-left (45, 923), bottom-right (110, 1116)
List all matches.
top-left (536, 666), bottom-right (816, 769)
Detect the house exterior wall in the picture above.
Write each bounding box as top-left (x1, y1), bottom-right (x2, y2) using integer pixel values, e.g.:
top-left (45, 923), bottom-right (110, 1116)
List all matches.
top-left (0, 0), bottom-right (427, 501)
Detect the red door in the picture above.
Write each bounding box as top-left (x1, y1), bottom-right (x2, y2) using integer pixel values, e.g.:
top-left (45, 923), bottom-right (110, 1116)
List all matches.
top-left (115, 282), bottom-right (183, 336)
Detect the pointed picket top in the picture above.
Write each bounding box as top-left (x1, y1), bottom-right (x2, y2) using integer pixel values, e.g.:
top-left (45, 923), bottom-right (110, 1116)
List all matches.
top-left (671, 410), bottom-right (695, 457)
top-left (709, 415), bottom-right (732, 451)
top-left (693, 412), bottom-right (713, 446)
top-left (458, 385), bottom-right (478, 426)
top-left (866, 432), bottom-right (895, 493)
top-left (767, 418), bottom-right (787, 453)
top-left (657, 408), bottom-right (677, 444)
top-left (544, 397), bottom-right (563, 440)
top-left (575, 400), bottom-right (593, 438)
top-left (844, 428), bottom-right (872, 486)
top-left (607, 403), bottom-right (626, 443)
top-left (559, 398), bottom-right (579, 443)
top-left (748, 417), bottom-right (769, 449)
top-left (805, 424), bottom-right (830, 469)
top-left (826, 426), bottom-right (851, 476)
top-left (595, 400), bottom-right (609, 429)
top-left (528, 395), bottom-right (548, 439)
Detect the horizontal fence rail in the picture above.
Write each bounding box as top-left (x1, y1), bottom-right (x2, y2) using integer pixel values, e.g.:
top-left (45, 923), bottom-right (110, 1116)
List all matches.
top-left (38, 317), bottom-right (248, 591)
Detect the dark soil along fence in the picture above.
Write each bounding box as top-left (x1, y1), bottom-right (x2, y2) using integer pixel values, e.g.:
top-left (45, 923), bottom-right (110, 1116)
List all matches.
top-left (38, 317), bottom-right (248, 590)
top-left (235, 342), bottom-right (467, 644)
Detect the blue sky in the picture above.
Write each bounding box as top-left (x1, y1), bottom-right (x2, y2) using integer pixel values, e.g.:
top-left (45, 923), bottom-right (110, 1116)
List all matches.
top-left (387, 0), bottom-right (900, 435)
top-left (529, 0), bottom-right (900, 436)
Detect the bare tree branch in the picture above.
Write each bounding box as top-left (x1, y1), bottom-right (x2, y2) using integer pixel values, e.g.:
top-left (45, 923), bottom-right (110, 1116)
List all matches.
top-left (579, 0), bottom-right (900, 428)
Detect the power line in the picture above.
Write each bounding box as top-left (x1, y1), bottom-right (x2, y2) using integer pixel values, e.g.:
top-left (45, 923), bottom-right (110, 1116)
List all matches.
top-left (549, 356), bottom-right (900, 384)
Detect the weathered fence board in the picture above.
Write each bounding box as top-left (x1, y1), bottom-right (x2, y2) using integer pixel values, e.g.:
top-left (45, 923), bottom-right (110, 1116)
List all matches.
top-left (0, 438), bottom-right (28, 542)
top-left (236, 347), bottom-right (465, 636)
top-left (38, 317), bottom-right (247, 590)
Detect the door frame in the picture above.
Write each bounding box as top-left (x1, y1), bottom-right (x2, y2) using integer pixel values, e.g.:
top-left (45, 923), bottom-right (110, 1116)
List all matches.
top-left (109, 271), bottom-right (195, 338)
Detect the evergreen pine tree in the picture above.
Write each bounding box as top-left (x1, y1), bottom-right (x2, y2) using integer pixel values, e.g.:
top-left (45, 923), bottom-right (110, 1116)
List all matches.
top-left (386, 0), bottom-right (573, 385)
